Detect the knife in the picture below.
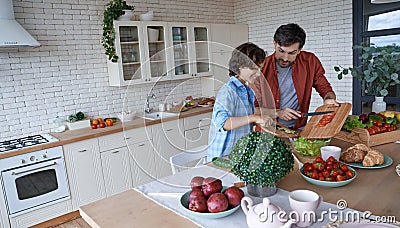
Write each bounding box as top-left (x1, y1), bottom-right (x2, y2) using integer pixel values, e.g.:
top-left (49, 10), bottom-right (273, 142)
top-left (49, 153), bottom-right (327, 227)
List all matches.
top-left (301, 111), bottom-right (334, 117)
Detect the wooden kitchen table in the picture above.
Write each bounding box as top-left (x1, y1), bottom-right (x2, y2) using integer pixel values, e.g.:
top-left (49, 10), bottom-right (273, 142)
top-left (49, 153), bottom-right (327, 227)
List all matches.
top-left (79, 140), bottom-right (400, 227)
top-left (278, 138), bottom-right (400, 219)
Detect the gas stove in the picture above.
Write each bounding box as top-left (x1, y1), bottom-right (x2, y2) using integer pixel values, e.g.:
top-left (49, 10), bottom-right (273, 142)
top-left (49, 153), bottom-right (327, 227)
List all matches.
top-left (0, 134), bottom-right (59, 153)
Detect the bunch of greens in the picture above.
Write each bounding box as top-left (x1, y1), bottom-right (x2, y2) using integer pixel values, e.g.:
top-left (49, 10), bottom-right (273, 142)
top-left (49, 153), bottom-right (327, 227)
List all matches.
top-left (67, 111), bottom-right (85, 123)
top-left (293, 137), bottom-right (329, 156)
top-left (229, 132), bottom-right (294, 187)
top-left (342, 116), bottom-right (367, 132)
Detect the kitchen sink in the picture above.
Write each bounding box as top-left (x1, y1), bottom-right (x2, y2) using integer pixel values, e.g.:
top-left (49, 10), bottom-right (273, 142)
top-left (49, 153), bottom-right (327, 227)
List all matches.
top-left (139, 111), bottom-right (178, 120)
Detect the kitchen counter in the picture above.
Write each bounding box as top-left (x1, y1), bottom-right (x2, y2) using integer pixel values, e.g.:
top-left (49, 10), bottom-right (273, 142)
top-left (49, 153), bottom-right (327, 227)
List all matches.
top-left (79, 139), bottom-right (400, 227)
top-left (0, 107), bottom-right (213, 159)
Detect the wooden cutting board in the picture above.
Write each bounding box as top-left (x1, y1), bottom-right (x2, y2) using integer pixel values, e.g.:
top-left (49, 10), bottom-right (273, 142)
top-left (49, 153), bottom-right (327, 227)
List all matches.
top-left (300, 102), bottom-right (352, 139)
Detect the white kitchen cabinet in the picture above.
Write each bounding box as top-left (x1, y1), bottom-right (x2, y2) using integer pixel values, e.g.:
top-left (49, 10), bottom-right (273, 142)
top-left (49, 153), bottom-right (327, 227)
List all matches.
top-left (108, 21), bottom-right (213, 86)
top-left (168, 23), bottom-right (212, 80)
top-left (152, 119), bottom-right (186, 178)
top-left (63, 138), bottom-right (106, 210)
top-left (184, 112), bottom-right (212, 150)
top-left (128, 139), bottom-right (158, 186)
top-left (202, 24), bottom-right (248, 97)
top-left (100, 146), bottom-right (132, 197)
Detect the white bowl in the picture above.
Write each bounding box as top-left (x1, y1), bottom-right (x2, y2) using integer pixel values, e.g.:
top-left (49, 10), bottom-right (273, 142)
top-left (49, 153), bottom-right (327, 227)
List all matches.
top-left (140, 13), bottom-right (154, 21)
top-left (117, 111), bottom-right (135, 122)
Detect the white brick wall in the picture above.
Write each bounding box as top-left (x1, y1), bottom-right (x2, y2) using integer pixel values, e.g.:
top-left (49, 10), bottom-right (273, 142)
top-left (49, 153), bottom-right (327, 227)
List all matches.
top-left (233, 0), bottom-right (353, 112)
top-left (0, 0), bottom-right (235, 140)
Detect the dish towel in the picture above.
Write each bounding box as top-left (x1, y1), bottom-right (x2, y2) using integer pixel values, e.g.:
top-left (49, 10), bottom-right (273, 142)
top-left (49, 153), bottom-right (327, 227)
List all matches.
top-left (135, 165), bottom-right (362, 228)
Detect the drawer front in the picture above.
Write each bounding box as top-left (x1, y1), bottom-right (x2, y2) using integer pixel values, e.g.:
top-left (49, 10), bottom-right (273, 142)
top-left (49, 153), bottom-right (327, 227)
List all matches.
top-left (98, 126), bottom-right (152, 151)
top-left (184, 112), bottom-right (212, 130)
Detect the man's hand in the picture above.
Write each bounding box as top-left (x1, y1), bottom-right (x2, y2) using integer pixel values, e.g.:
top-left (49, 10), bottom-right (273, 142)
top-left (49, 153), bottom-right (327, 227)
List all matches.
top-left (277, 108), bottom-right (301, 121)
top-left (254, 114), bottom-right (274, 127)
top-left (324, 98), bottom-right (340, 106)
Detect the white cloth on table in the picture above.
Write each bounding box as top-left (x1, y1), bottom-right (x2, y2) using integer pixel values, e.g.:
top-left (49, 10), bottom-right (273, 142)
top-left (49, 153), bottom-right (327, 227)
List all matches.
top-left (135, 165), bottom-right (362, 228)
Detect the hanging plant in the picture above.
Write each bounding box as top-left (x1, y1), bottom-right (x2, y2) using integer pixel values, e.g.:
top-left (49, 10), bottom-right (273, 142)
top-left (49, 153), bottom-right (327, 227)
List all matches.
top-left (102, 0), bottom-right (135, 62)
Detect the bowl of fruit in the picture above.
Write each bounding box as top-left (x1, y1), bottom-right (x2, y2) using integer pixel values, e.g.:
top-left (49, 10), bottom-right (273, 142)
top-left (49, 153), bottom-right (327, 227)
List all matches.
top-left (300, 156), bottom-right (356, 187)
top-left (180, 176), bottom-right (244, 219)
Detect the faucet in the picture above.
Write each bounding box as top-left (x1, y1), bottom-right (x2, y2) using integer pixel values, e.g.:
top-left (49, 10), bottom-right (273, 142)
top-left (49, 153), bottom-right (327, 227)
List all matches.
top-left (145, 94), bottom-right (156, 113)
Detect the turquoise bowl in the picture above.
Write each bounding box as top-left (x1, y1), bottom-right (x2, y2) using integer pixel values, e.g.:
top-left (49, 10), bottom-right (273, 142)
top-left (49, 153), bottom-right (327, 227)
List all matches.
top-left (180, 187), bottom-right (240, 219)
top-left (300, 166), bottom-right (357, 187)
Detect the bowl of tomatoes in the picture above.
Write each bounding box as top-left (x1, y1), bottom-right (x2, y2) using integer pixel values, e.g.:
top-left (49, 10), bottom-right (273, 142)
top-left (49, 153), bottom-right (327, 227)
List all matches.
top-left (300, 156), bottom-right (356, 187)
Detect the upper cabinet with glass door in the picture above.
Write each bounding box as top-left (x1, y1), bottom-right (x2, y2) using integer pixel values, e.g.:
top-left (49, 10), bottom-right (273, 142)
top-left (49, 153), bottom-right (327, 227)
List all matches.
top-left (108, 21), bottom-right (145, 86)
top-left (143, 22), bottom-right (170, 82)
top-left (168, 23), bottom-right (212, 80)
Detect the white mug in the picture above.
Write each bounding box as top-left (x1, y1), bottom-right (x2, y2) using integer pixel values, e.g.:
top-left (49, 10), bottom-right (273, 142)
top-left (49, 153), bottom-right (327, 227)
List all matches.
top-left (289, 190), bottom-right (323, 227)
top-left (320, 146), bottom-right (341, 161)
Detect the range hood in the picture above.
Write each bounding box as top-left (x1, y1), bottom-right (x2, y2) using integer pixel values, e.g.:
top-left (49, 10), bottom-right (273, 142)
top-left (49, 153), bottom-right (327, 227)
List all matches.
top-left (0, 0), bottom-right (40, 48)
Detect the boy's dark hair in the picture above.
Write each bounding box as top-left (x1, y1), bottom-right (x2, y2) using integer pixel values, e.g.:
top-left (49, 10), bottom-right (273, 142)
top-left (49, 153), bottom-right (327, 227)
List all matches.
top-left (274, 23), bottom-right (306, 49)
top-left (228, 42), bottom-right (266, 77)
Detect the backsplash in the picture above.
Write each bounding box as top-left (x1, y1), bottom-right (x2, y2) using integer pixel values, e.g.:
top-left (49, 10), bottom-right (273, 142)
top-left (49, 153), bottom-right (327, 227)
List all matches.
top-left (0, 0), bottom-right (235, 140)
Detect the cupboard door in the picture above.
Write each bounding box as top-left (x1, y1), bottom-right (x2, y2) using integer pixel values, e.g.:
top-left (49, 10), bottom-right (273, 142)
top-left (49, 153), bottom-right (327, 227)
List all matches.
top-left (101, 147), bottom-right (133, 197)
top-left (128, 140), bottom-right (157, 187)
top-left (143, 23), bottom-right (170, 82)
top-left (152, 120), bottom-right (185, 178)
top-left (185, 125), bottom-right (210, 150)
top-left (170, 25), bottom-right (190, 79)
top-left (63, 138), bottom-right (106, 210)
top-left (192, 25), bottom-right (211, 77)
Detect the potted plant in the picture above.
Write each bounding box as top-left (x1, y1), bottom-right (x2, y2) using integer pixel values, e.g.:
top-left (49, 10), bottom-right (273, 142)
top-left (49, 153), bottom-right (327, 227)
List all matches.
top-left (334, 43), bottom-right (400, 112)
top-left (102, 0), bottom-right (135, 62)
top-left (229, 132), bottom-right (294, 197)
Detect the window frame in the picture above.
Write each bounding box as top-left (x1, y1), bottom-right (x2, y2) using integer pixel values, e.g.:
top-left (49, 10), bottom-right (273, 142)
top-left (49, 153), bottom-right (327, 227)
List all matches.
top-left (352, 0), bottom-right (400, 114)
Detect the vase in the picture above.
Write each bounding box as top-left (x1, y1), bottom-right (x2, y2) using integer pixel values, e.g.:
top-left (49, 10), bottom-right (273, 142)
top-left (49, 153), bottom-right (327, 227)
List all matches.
top-left (246, 183), bottom-right (277, 197)
top-left (117, 10), bottom-right (134, 21)
top-left (372, 96), bottom-right (386, 113)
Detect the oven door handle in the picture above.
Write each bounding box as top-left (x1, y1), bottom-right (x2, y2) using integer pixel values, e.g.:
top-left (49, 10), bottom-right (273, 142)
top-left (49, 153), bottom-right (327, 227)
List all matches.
top-left (11, 161), bottom-right (57, 176)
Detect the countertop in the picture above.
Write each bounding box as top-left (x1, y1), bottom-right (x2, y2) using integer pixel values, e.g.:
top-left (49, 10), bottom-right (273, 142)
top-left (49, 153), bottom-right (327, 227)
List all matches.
top-left (0, 107), bottom-right (213, 159)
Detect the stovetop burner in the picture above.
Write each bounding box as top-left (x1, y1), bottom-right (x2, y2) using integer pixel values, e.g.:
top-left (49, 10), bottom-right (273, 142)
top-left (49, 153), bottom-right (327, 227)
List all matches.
top-left (0, 134), bottom-right (58, 153)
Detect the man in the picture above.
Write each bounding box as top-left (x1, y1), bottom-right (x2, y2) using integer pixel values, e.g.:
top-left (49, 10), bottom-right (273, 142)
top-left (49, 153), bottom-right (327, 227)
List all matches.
top-left (252, 23), bottom-right (339, 129)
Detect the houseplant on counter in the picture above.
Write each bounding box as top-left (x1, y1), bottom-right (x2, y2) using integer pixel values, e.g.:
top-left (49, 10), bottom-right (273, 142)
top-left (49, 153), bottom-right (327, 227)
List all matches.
top-left (334, 42), bottom-right (400, 112)
top-left (102, 0), bottom-right (135, 62)
top-left (229, 132), bottom-right (294, 197)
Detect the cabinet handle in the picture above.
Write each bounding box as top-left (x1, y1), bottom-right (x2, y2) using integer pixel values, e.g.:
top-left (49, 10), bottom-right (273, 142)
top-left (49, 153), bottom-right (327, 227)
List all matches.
top-left (138, 143), bottom-right (145, 147)
top-left (78, 149), bottom-right (87, 153)
top-left (199, 128), bottom-right (205, 131)
top-left (112, 150), bottom-right (120, 154)
top-left (125, 137), bottom-right (131, 140)
top-left (166, 129), bottom-right (173, 132)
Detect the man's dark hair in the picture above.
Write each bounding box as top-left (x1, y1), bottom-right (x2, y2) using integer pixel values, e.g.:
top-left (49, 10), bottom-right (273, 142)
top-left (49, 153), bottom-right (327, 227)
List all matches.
top-left (228, 42), bottom-right (266, 77)
top-left (274, 23), bottom-right (306, 49)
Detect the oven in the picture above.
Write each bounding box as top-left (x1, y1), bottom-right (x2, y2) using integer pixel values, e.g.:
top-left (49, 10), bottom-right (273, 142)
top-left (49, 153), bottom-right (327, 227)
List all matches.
top-left (0, 146), bottom-right (70, 217)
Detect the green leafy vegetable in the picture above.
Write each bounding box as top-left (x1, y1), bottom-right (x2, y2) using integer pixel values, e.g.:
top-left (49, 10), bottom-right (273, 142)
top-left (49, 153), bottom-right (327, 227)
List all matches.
top-left (76, 112), bottom-right (85, 121)
top-left (212, 157), bottom-right (233, 169)
top-left (277, 126), bottom-right (296, 134)
top-left (293, 137), bottom-right (329, 156)
top-left (342, 116), bottom-right (367, 132)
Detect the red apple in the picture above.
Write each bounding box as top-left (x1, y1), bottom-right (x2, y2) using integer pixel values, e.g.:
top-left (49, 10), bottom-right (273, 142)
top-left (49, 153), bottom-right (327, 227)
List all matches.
top-left (188, 195), bottom-right (208, 213)
top-left (91, 124), bottom-right (97, 129)
top-left (190, 176), bottom-right (204, 190)
top-left (202, 177), bottom-right (222, 197)
top-left (187, 189), bottom-right (205, 203)
top-left (207, 193), bottom-right (228, 213)
top-left (223, 186), bottom-right (244, 207)
top-left (99, 122), bottom-right (106, 128)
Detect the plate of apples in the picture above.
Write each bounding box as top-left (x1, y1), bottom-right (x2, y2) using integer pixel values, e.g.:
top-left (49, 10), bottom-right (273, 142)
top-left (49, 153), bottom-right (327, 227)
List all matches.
top-left (180, 176), bottom-right (244, 219)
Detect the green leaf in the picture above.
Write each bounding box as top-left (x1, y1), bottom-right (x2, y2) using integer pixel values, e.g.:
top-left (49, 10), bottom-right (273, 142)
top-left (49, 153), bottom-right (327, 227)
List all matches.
top-left (334, 66), bottom-right (340, 72)
top-left (391, 73), bottom-right (398, 80)
top-left (343, 69), bottom-right (349, 75)
top-left (361, 53), bottom-right (369, 59)
top-left (338, 72), bottom-right (343, 80)
top-left (380, 89), bottom-right (388, 97)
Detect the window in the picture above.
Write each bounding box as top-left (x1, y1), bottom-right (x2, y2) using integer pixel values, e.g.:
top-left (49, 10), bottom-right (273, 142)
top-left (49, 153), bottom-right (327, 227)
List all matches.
top-left (353, 0), bottom-right (400, 114)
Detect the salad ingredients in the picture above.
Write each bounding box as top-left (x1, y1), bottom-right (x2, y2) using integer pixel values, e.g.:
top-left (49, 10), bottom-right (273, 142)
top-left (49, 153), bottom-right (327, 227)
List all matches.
top-left (293, 137), bottom-right (330, 156)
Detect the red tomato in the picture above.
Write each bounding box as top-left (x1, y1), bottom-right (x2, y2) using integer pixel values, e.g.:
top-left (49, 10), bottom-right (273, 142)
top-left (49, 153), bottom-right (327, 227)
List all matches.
top-left (91, 124), bottom-right (97, 129)
top-left (367, 128), bottom-right (375, 135)
top-left (315, 157), bottom-right (324, 163)
top-left (340, 164), bottom-right (348, 172)
top-left (346, 170), bottom-right (354, 178)
top-left (322, 171), bottom-right (330, 178)
top-left (318, 176), bottom-right (325, 181)
top-left (311, 170), bottom-right (318, 179)
top-left (336, 175), bottom-right (346, 182)
top-left (99, 122), bottom-right (106, 128)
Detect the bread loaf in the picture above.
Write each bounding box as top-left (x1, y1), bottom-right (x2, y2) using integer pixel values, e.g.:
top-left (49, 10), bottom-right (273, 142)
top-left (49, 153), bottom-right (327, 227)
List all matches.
top-left (340, 144), bottom-right (368, 163)
top-left (362, 149), bottom-right (384, 167)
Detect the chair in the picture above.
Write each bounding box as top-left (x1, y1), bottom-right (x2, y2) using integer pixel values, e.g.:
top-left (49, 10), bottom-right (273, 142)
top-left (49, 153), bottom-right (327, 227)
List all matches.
top-left (170, 145), bottom-right (208, 174)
